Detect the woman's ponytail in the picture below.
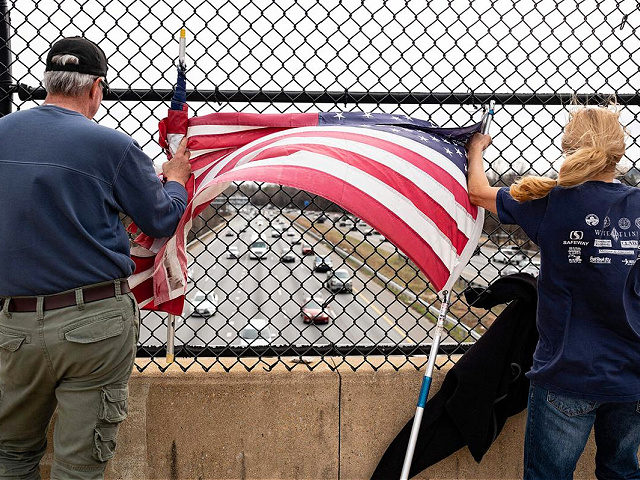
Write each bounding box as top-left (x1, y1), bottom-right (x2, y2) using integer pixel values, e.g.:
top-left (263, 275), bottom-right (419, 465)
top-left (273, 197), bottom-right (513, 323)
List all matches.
top-left (509, 107), bottom-right (625, 202)
top-left (510, 176), bottom-right (558, 202)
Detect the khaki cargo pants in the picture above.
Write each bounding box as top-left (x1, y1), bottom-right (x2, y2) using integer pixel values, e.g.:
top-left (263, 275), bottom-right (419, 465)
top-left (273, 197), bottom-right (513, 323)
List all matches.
top-left (0, 284), bottom-right (139, 479)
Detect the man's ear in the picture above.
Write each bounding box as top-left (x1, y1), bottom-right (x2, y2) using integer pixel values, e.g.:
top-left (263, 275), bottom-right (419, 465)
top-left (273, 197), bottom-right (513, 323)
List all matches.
top-left (88, 77), bottom-right (101, 100)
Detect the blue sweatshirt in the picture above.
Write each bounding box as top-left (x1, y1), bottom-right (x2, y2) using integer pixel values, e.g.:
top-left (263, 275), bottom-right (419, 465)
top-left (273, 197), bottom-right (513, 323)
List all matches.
top-left (0, 105), bottom-right (187, 295)
top-left (497, 183), bottom-right (640, 401)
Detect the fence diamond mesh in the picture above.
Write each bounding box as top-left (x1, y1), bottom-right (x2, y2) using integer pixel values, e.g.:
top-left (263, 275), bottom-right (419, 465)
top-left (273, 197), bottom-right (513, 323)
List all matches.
top-left (2, 0), bottom-right (639, 371)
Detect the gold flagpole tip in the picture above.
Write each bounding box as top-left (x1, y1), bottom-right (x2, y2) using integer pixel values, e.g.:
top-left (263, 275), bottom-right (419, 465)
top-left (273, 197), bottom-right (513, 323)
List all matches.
top-left (180, 28), bottom-right (186, 38)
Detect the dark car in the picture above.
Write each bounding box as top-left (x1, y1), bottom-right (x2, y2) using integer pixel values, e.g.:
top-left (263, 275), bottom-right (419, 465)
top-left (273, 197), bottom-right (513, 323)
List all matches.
top-left (280, 248), bottom-right (296, 263)
top-left (313, 255), bottom-right (333, 272)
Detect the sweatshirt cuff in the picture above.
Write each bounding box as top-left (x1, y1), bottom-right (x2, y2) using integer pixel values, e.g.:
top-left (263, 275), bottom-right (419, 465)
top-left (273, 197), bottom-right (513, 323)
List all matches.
top-left (164, 180), bottom-right (188, 205)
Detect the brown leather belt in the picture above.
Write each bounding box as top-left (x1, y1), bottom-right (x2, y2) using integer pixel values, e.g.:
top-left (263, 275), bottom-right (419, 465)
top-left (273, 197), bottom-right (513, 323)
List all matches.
top-left (2, 281), bottom-right (131, 313)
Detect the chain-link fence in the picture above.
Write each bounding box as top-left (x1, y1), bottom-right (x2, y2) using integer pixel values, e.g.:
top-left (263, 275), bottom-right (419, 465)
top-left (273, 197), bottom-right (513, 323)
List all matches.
top-left (2, 0), bottom-right (640, 371)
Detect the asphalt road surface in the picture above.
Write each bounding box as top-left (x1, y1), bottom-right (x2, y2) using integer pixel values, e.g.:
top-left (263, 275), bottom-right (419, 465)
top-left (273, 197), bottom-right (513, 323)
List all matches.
top-left (138, 210), bottom-right (466, 349)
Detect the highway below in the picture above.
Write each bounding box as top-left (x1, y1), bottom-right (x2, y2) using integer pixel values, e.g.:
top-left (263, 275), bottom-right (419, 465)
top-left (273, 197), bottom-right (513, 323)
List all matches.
top-left (138, 209), bottom-right (468, 349)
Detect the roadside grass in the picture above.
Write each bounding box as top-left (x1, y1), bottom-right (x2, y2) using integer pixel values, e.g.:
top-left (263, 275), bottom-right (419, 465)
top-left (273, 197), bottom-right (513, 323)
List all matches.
top-left (288, 214), bottom-right (496, 340)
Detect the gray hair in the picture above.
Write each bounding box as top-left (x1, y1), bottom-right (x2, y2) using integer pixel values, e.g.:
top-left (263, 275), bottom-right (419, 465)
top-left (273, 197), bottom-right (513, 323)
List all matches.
top-left (43, 54), bottom-right (96, 96)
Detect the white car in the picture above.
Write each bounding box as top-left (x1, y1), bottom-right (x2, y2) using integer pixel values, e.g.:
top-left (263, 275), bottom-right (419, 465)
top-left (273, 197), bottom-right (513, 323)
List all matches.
top-left (191, 291), bottom-right (218, 317)
top-left (187, 267), bottom-right (194, 283)
top-left (249, 240), bottom-right (268, 259)
top-left (327, 268), bottom-right (353, 293)
top-left (239, 318), bottom-right (274, 347)
top-left (227, 245), bottom-right (239, 259)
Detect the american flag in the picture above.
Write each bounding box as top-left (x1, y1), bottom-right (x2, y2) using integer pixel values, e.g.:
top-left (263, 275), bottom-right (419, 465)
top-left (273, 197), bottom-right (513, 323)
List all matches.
top-left (128, 73), bottom-right (484, 314)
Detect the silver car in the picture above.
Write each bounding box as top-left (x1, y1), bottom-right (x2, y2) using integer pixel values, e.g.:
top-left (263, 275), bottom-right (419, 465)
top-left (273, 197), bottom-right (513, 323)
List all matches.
top-left (191, 291), bottom-right (218, 317)
top-left (327, 268), bottom-right (353, 293)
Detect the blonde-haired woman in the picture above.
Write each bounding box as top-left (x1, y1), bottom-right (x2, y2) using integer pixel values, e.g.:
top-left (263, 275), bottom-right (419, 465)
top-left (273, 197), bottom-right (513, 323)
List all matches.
top-left (467, 106), bottom-right (640, 479)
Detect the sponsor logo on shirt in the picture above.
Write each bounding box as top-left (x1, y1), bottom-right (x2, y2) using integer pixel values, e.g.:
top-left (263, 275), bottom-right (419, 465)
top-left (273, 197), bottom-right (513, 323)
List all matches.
top-left (585, 214), bottom-right (599, 226)
top-left (598, 249), bottom-right (635, 256)
top-left (603, 216), bottom-right (611, 228)
top-left (623, 258), bottom-right (637, 266)
top-left (619, 217), bottom-right (631, 230)
top-left (590, 256), bottom-right (611, 264)
top-left (594, 239), bottom-right (612, 247)
top-left (563, 231), bottom-right (588, 246)
top-left (636, 217), bottom-right (640, 229)
top-left (568, 246), bottom-right (582, 263)
top-left (620, 240), bottom-right (639, 249)
top-left (594, 228), bottom-right (638, 242)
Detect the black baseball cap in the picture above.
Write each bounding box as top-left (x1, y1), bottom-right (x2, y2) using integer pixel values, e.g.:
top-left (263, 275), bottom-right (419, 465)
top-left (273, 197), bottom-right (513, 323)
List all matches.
top-left (45, 37), bottom-right (108, 79)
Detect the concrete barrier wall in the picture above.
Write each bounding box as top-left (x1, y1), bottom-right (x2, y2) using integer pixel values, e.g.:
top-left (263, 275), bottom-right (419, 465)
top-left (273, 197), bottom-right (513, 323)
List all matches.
top-left (41, 356), bottom-right (598, 479)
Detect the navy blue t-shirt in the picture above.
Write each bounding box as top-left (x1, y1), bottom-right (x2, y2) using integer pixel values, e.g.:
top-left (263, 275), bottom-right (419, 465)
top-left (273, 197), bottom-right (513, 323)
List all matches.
top-left (497, 182), bottom-right (640, 402)
top-left (0, 105), bottom-right (187, 295)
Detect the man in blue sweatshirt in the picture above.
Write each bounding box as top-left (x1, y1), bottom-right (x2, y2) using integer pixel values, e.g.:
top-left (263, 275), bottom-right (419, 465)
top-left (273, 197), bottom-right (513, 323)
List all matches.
top-left (0, 37), bottom-right (191, 479)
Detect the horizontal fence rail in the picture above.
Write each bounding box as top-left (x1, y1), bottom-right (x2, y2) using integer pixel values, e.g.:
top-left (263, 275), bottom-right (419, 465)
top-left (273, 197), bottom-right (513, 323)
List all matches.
top-left (7, 84), bottom-right (640, 106)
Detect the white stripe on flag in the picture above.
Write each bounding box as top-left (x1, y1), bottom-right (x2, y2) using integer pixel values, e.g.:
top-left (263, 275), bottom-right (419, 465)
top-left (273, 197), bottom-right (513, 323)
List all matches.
top-left (187, 124), bottom-right (268, 136)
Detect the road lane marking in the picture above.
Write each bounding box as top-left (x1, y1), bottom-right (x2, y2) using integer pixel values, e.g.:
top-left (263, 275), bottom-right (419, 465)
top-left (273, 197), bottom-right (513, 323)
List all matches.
top-left (357, 292), bottom-right (415, 344)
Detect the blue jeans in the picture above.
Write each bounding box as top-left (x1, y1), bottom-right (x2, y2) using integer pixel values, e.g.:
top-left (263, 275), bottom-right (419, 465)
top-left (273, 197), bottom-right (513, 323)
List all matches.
top-left (524, 383), bottom-right (640, 480)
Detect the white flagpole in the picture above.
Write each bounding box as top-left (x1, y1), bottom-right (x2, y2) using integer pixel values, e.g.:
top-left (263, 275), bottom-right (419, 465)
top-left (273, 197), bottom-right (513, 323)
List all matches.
top-left (166, 27), bottom-right (187, 365)
top-left (400, 103), bottom-right (495, 479)
top-left (400, 290), bottom-right (450, 480)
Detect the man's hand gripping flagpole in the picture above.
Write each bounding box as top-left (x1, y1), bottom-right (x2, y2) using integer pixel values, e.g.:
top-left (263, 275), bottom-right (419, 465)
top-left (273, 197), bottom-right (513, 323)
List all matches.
top-left (166, 27), bottom-right (187, 365)
top-left (399, 101), bottom-right (495, 480)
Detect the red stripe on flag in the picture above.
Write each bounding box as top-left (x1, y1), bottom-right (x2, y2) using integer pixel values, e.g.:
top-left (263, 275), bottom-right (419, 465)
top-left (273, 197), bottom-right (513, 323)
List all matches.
top-left (188, 128), bottom-right (290, 151)
top-left (188, 112), bottom-right (319, 128)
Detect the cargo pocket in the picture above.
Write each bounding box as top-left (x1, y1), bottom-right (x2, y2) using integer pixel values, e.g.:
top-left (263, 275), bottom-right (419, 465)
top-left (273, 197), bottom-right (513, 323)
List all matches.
top-left (0, 331), bottom-right (26, 352)
top-left (93, 423), bottom-right (119, 462)
top-left (63, 312), bottom-right (124, 344)
top-left (98, 385), bottom-right (128, 423)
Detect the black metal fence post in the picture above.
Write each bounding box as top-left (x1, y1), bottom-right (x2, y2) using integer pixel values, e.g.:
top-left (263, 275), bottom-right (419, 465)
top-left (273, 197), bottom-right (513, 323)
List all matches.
top-left (0, 0), bottom-right (11, 117)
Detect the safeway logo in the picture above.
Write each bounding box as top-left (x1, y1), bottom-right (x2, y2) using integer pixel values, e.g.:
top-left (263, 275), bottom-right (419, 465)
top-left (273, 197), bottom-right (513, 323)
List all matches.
top-left (570, 231), bottom-right (584, 240)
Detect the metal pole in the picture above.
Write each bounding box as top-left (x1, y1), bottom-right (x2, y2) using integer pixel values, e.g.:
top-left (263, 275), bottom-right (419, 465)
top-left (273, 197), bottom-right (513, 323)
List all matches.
top-left (166, 314), bottom-right (176, 364)
top-left (400, 290), bottom-right (450, 480)
top-left (166, 29), bottom-right (186, 366)
top-left (481, 100), bottom-right (495, 134)
top-left (0, 0), bottom-right (12, 117)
